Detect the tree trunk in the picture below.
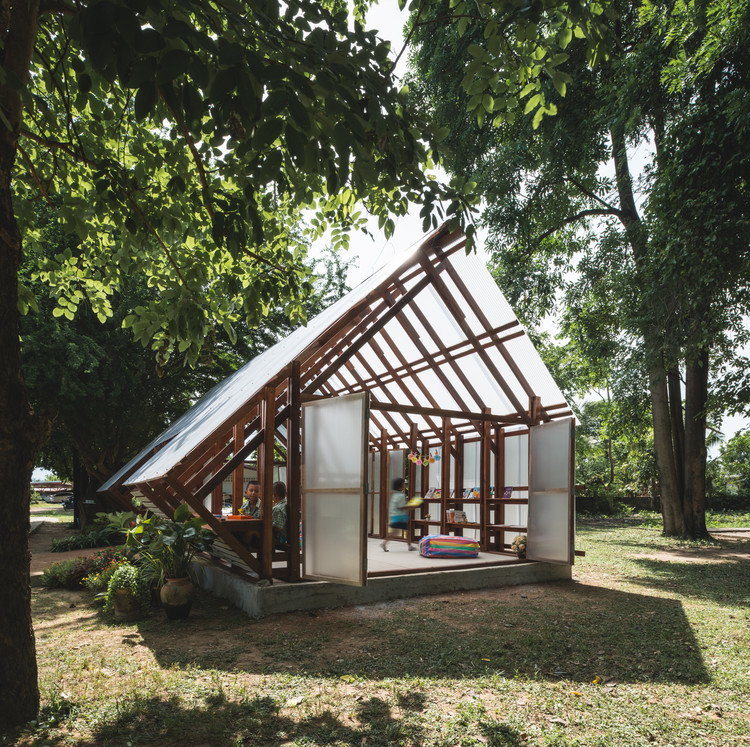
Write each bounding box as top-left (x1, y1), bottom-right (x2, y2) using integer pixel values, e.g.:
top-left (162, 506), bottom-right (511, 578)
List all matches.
top-left (650, 359), bottom-right (685, 536)
top-left (667, 366), bottom-right (685, 499)
top-left (683, 347), bottom-right (710, 539)
top-left (0, 163), bottom-right (49, 732)
top-left (0, 0), bottom-right (45, 730)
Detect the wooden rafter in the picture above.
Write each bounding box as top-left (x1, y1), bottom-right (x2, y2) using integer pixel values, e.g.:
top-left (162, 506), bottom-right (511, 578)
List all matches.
top-left (417, 254), bottom-right (529, 420)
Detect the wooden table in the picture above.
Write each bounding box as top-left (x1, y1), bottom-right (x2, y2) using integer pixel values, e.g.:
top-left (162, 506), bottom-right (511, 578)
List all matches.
top-left (217, 516), bottom-right (263, 550)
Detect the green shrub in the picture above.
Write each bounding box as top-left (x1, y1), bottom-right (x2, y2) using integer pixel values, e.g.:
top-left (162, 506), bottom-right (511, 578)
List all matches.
top-left (41, 548), bottom-right (127, 589)
top-left (41, 559), bottom-right (81, 588)
top-left (103, 563), bottom-right (150, 616)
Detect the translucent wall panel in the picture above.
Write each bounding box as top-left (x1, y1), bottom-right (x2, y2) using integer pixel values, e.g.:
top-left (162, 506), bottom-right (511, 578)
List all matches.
top-left (527, 419), bottom-right (574, 564)
top-left (504, 433), bottom-right (528, 489)
top-left (369, 451), bottom-right (381, 535)
top-left (463, 441), bottom-right (481, 487)
top-left (303, 395), bottom-right (366, 490)
top-left (302, 393), bottom-right (367, 585)
top-left (304, 491), bottom-right (364, 581)
top-left (503, 433), bottom-right (529, 545)
top-left (526, 491), bottom-right (570, 561)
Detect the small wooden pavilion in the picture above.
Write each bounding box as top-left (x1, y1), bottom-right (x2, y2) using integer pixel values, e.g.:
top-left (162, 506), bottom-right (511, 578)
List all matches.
top-left (101, 225), bottom-right (576, 587)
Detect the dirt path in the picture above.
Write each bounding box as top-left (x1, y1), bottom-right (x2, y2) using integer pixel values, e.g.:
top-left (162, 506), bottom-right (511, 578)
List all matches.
top-left (29, 521), bottom-right (104, 578)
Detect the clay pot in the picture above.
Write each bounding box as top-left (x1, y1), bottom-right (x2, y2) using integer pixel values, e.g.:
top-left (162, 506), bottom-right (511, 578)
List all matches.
top-left (113, 588), bottom-right (142, 621)
top-left (160, 577), bottom-right (195, 620)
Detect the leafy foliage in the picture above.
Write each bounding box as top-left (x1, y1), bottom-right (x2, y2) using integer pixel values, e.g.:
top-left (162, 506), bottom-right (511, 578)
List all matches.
top-left (710, 430), bottom-right (750, 497)
top-left (40, 547), bottom-right (126, 589)
top-left (126, 503), bottom-right (216, 585)
top-left (15, 0), bottom-right (475, 367)
top-left (102, 563), bottom-right (150, 616)
top-left (21, 203), bottom-right (355, 487)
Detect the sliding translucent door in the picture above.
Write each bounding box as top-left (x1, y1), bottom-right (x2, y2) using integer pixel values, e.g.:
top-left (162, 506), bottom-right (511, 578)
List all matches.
top-left (527, 418), bottom-right (575, 564)
top-left (301, 393), bottom-right (368, 585)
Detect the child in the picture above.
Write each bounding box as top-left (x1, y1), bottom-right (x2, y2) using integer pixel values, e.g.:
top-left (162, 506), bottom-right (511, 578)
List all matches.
top-left (381, 477), bottom-right (417, 552)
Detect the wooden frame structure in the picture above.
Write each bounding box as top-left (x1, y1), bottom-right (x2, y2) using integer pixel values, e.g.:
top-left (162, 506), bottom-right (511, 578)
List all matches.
top-left (101, 224), bottom-right (575, 584)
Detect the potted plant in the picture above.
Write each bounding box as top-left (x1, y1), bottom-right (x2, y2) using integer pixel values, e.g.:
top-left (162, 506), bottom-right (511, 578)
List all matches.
top-left (103, 563), bottom-right (150, 621)
top-left (126, 503), bottom-right (215, 619)
top-left (511, 534), bottom-right (527, 559)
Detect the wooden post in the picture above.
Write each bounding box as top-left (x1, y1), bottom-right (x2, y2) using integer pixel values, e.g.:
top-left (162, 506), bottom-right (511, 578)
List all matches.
top-left (454, 432), bottom-right (464, 537)
top-left (260, 386), bottom-right (275, 580)
top-left (211, 442), bottom-right (223, 514)
top-left (379, 430), bottom-right (389, 538)
top-left (480, 408), bottom-right (492, 550)
top-left (287, 361), bottom-right (302, 580)
top-left (440, 418), bottom-right (451, 534)
top-left (496, 425), bottom-right (506, 550)
top-left (407, 422), bottom-right (418, 545)
top-left (232, 419), bottom-right (245, 513)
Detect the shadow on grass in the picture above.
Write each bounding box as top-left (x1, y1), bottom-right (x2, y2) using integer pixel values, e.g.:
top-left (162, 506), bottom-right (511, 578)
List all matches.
top-left (32, 694), bottom-right (527, 747)
top-left (134, 582), bottom-right (709, 687)
top-left (625, 555), bottom-right (750, 605)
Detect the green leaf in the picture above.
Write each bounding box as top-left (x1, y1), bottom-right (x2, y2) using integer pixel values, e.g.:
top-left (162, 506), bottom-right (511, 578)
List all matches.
top-left (134, 82), bottom-right (156, 120)
top-left (158, 49), bottom-right (192, 85)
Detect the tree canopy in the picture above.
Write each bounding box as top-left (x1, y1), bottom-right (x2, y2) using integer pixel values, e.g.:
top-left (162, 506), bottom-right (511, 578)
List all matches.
top-left (407, 0), bottom-right (750, 537)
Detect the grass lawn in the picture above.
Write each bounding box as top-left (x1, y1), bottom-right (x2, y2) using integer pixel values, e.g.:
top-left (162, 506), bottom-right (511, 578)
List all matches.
top-left (9, 514), bottom-right (750, 746)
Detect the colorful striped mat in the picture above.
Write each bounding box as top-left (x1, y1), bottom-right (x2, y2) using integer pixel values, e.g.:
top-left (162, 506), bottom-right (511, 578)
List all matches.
top-left (418, 534), bottom-right (480, 558)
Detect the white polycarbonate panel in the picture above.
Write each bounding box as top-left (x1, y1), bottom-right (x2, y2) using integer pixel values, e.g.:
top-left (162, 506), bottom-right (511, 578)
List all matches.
top-left (450, 249), bottom-right (521, 327)
top-left (532, 419), bottom-right (572, 491)
top-left (303, 395), bottom-right (366, 490)
top-left (421, 284), bottom-right (465, 346)
top-left (389, 449), bottom-right (405, 483)
top-left (303, 492), bottom-right (363, 580)
top-left (504, 434), bottom-right (528, 488)
top-left (527, 419), bottom-right (573, 564)
top-left (302, 393), bottom-right (367, 585)
top-left (463, 441), bottom-right (481, 487)
top-left (527, 491), bottom-right (570, 562)
top-left (503, 335), bottom-right (569, 406)
top-left (400, 306), bottom-right (440, 356)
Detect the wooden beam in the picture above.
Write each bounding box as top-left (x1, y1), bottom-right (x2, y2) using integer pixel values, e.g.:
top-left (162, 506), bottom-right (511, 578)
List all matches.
top-left (192, 405), bottom-right (291, 499)
top-left (439, 251), bottom-right (538, 405)
top-left (287, 361), bottom-right (302, 581)
top-left (369, 399), bottom-right (525, 426)
top-left (368, 334), bottom-right (443, 438)
top-left (260, 386), bottom-right (276, 580)
top-left (233, 418), bottom-right (245, 512)
top-left (418, 254), bottom-right (529, 419)
top-left (304, 267), bottom-right (442, 395)
top-left (354, 323), bottom-right (524, 392)
top-left (440, 418), bottom-right (451, 534)
top-left (480, 408), bottom-right (492, 551)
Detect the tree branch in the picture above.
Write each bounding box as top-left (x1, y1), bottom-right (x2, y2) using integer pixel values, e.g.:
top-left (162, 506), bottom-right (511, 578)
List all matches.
top-left (563, 177), bottom-right (620, 212)
top-left (392, 0), bottom-right (430, 73)
top-left (157, 85), bottom-right (214, 220)
top-left (18, 145), bottom-right (54, 205)
top-left (121, 191), bottom-right (196, 297)
top-left (535, 208), bottom-right (624, 242)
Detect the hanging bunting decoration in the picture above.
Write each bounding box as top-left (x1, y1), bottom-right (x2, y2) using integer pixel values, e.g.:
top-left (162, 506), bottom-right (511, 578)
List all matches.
top-left (408, 449), bottom-right (441, 464)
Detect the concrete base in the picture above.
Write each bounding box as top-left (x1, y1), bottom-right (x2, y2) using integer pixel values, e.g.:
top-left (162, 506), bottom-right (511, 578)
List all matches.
top-left (196, 557), bottom-right (572, 619)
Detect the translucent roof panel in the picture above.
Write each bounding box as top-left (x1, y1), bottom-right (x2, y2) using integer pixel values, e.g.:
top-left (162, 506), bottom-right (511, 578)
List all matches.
top-left (101, 225), bottom-right (571, 493)
top-left (103, 227), bottom-right (451, 491)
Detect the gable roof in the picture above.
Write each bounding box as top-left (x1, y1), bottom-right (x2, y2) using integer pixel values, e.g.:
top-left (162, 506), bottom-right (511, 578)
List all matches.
top-left (101, 224), bottom-right (572, 493)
